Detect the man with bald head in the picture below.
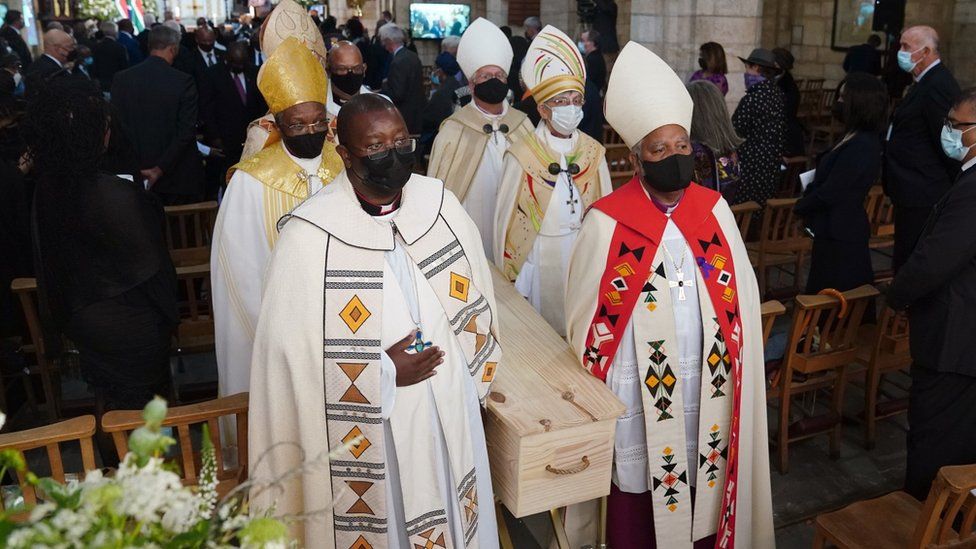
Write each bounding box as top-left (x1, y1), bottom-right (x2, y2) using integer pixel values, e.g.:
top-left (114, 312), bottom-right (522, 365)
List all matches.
top-left (326, 40), bottom-right (372, 122)
top-left (249, 93), bottom-right (501, 548)
top-left (25, 29), bottom-right (75, 88)
top-left (886, 25), bottom-right (961, 270)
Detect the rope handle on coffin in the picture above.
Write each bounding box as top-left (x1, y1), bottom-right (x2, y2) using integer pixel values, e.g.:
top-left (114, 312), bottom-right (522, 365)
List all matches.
top-left (546, 456), bottom-right (590, 475)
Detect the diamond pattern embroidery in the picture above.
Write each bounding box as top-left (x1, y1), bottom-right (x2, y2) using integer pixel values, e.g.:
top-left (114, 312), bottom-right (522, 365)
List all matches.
top-left (449, 272), bottom-right (470, 302)
top-left (340, 295), bottom-right (371, 333)
top-left (462, 486), bottom-right (478, 524)
top-left (345, 480), bottom-right (376, 515)
top-left (652, 446), bottom-right (688, 512)
top-left (699, 424), bottom-right (728, 488)
top-left (645, 340), bottom-right (676, 421)
top-left (338, 363), bottom-right (369, 404)
top-left (342, 426), bottom-right (371, 459)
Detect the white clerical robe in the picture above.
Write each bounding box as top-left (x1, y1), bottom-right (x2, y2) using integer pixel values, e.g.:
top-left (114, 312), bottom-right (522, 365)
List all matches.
top-left (379, 220), bottom-right (497, 549)
top-left (461, 103), bottom-right (511, 255)
top-left (495, 124), bottom-right (613, 336)
top-left (211, 149), bottom-right (328, 399)
top-left (608, 216), bottom-right (705, 492)
top-left (249, 172), bottom-right (501, 548)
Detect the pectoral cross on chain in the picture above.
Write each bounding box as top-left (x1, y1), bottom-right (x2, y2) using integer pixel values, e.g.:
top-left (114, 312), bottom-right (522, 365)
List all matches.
top-left (565, 185), bottom-right (579, 214)
top-left (668, 269), bottom-right (694, 301)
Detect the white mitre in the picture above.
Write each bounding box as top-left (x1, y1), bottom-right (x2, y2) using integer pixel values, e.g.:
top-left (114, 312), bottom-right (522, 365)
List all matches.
top-left (520, 24), bottom-right (586, 104)
top-left (457, 17), bottom-right (513, 79)
top-left (604, 42), bottom-right (694, 149)
top-left (260, 0), bottom-right (328, 63)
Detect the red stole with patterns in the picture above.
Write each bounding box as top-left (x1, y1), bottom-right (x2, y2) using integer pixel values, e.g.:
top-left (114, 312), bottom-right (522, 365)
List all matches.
top-left (581, 177), bottom-right (745, 548)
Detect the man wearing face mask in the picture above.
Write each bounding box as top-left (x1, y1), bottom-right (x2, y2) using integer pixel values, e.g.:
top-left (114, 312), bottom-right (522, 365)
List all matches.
top-left (325, 40), bottom-right (376, 134)
top-left (564, 42), bottom-right (773, 549)
top-left (210, 37), bottom-right (343, 402)
top-left (888, 88), bottom-right (976, 501)
top-left (428, 18), bottom-right (533, 255)
top-left (249, 93), bottom-right (502, 548)
top-left (495, 25), bottom-right (612, 336)
top-left (239, 0), bottom-right (329, 160)
top-left (885, 25), bottom-right (960, 270)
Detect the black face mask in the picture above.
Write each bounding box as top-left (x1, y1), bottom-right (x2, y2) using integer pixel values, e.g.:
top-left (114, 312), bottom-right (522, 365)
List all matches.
top-left (698, 57), bottom-right (706, 70)
top-left (473, 77), bottom-right (508, 104)
top-left (229, 64), bottom-right (245, 74)
top-left (282, 131), bottom-right (328, 159)
top-left (640, 153), bottom-right (695, 193)
top-left (331, 72), bottom-right (365, 97)
top-left (351, 148), bottom-right (415, 193)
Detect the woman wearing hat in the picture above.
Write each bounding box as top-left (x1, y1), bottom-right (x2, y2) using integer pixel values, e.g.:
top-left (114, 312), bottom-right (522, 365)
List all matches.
top-left (731, 48), bottom-right (786, 206)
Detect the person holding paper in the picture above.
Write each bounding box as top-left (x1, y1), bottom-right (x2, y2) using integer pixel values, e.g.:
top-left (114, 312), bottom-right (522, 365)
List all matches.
top-left (794, 73), bottom-right (888, 293)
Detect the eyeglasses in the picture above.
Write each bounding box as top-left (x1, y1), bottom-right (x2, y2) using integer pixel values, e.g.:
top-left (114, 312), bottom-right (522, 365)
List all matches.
top-left (470, 72), bottom-right (506, 85)
top-left (546, 96), bottom-right (584, 108)
top-left (284, 119), bottom-right (330, 135)
top-left (359, 137), bottom-right (416, 160)
top-left (331, 64), bottom-right (365, 76)
top-left (944, 118), bottom-right (976, 132)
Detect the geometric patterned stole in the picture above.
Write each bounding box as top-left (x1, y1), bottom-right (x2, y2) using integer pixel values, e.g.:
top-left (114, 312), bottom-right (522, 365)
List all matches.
top-left (323, 214), bottom-right (499, 549)
top-left (500, 130), bottom-right (606, 281)
top-left (580, 178), bottom-right (746, 548)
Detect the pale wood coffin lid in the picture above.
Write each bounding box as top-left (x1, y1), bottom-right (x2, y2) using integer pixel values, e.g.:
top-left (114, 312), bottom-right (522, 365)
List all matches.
top-left (487, 269), bottom-right (626, 436)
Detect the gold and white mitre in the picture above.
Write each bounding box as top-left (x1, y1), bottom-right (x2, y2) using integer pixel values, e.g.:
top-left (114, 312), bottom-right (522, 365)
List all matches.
top-left (258, 36), bottom-right (328, 115)
top-left (604, 41), bottom-right (693, 148)
top-left (456, 17), bottom-right (513, 79)
top-left (520, 25), bottom-right (585, 104)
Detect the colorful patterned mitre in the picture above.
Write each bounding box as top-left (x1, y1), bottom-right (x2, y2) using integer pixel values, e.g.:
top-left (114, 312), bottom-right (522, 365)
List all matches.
top-left (258, 37), bottom-right (329, 115)
top-left (260, 0), bottom-right (328, 63)
top-left (604, 42), bottom-right (694, 148)
top-left (521, 25), bottom-right (586, 103)
top-left (457, 17), bottom-right (513, 79)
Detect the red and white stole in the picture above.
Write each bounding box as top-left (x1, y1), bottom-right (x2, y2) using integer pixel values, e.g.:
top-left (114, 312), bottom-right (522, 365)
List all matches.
top-left (581, 178), bottom-right (746, 548)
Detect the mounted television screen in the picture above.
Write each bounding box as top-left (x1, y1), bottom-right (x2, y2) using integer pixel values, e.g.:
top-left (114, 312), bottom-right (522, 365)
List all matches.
top-left (409, 3), bottom-right (471, 39)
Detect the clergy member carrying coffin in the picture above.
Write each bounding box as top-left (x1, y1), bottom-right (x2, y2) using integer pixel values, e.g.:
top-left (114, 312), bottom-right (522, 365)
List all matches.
top-left (428, 17), bottom-right (534, 255)
top-left (211, 37), bottom-right (344, 399)
top-left (564, 42), bottom-right (774, 549)
top-left (249, 94), bottom-right (502, 549)
top-left (495, 25), bottom-right (612, 336)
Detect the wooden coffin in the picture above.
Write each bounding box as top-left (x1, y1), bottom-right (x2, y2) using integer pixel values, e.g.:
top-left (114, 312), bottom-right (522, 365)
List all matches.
top-left (486, 269), bottom-right (626, 518)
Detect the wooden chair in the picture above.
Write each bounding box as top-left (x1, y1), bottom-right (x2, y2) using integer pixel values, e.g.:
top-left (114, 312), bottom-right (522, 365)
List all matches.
top-left (778, 156), bottom-right (809, 198)
top-left (864, 185), bottom-right (896, 282)
top-left (174, 264), bottom-right (214, 357)
top-left (769, 285), bottom-right (879, 473)
top-left (761, 300), bottom-right (786, 348)
top-left (746, 198), bottom-right (811, 298)
top-left (602, 124), bottom-right (624, 146)
top-left (0, 415), bottom-right (97, 512)
top-left (798, 88), bottom-right (824, 122)
top-left (101, 393), bottom-right (248, 498)
top-left (807, 89), bottom-right (840, 154)
top-left (10, 278), bottom-right (61, 420)
top-left (857, 307), bottom-right (911, 449)
top-left (604, 144), bottom-right (634, 189)
top-left (814, 463), bottom-right (976, 548)
top-left (803, 78), bottom-right (826, 91)
top-left (163, 201), bottom-right (218, 268)
top-left (730, 201), bottom-right (760, 242)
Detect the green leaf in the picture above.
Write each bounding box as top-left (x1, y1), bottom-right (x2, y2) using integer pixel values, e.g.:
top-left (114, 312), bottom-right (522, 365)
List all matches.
top-left (164, 519), bottom-right (211, 549)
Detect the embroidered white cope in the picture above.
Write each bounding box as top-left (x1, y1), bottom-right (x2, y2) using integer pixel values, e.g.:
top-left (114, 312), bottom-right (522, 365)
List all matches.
top-left (462, 102), bottom-right (510, 255)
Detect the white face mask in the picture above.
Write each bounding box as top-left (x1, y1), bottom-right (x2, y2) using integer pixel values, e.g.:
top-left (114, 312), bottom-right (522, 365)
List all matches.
top-left (13, 72), bottom-right (22, 86)
top-left (548, 104), bottom-right (583, 136)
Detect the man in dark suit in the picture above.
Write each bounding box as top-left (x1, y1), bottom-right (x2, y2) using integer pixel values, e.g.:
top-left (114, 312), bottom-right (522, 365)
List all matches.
top-left (885, 25), bottom-right (961, 270)
top-left (177, 25), bottom-right (223, 103)
top-left (843, 34), bottom-right (882, 75)
top-left (1, 11), bottom-right (31, 68)
top-left (25, 29), bottom-right (74, 93)
top-left (378, 23), bottom-right (424, 134)
top-left (111, 25), bottom-right (205, 205)
top-left (91, 21), bottom-right (130, 91)
top-left (889, 88), bottom-right (976, 500)
top-left (199, 41), bottom-right (266, 193)
top-left (72, 44), bottom-right (95, 82)
top-left (117, 19), bottom-right (144, 65)
top-left (579, 29), bottom-right (606, 141)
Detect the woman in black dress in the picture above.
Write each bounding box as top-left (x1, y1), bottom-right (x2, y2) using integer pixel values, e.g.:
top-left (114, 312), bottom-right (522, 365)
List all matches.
top-left (794, 73), bottom-right (887, 293)
top-left (731, 48), bottom-right (786, 206)
top-left (25, 78), bottom-right (178, 414)
top-left (773, 47), bottom-right (806, 157)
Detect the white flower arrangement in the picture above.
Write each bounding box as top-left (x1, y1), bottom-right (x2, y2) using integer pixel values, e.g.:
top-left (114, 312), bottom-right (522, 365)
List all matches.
top-left (0, 398), bottom-right (291, 548)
